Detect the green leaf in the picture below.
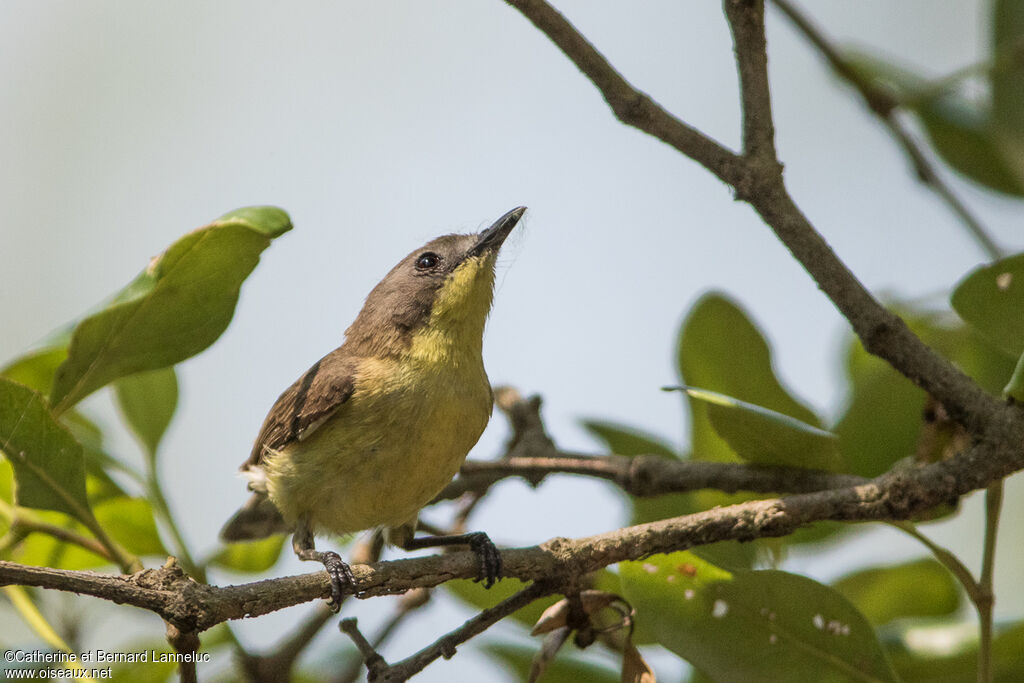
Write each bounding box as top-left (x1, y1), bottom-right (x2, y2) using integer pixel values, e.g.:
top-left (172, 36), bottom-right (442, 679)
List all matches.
top-left (675, 293), bottom-right (828, 563)
top-left (888, 621), bottom-right (1024, 682)
top-left (677, 293), bottom-right (823, 459)
top-left (49, 206), bottom-right (292, 412)
top-left (951, 253), bottom-right (1024, 355)
top-left (16, 497), bottom-right (166, 570)
top-left (670, 387), bottom-right (842, 471)
top-left (580, 420), bottom-right (677, 458)
top-left (0, 346), bottom-right (68, 396)
top-left (445, 577), bottom-right (560, 630)
top-left (0, 378), bottom-right (89, 521)
top-left (583, 415), bottom-right (757, 568)
top-left (845, 51), bottom-right (1024, 196)
top-left (992, 0), bottom-right (1024, 186)
top-left (832, 559), bottom-right (960, 626)
top-left (620, 551), bottom-right (898, 682)
top-left (211, 535), bottom-right (287, 573)
top-left (114, 367), bottom-right (178, 460)
top-left (483, 643), bottom-right (619, 683)
top-left (917, 95), bottom-right (1024, 196)
top-left (95, 496), bottom-right (167, 557)
top-left (836, 308), bottom-right (1015, 477)
top-left (1003, 350), bottom-right (1024, 401)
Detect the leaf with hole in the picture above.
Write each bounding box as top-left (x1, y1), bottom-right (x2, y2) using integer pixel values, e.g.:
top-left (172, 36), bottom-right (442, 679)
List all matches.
top-left (952, 253), bottom-right (1024, 356)
top-left (620, 551), bottom-right (898, 682)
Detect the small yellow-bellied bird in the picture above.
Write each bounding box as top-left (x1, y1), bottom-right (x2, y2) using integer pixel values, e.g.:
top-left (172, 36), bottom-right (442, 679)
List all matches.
top-left (221, 207), bottom-right (525, 607)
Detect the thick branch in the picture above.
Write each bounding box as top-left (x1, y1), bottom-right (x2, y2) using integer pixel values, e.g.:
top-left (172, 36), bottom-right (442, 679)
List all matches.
top-left (504, 0), bottom-right (1003, 434)
top-left (439, 454), bottom-right (866, 502)
top-left (3, 423), bottom-right (1022, 633)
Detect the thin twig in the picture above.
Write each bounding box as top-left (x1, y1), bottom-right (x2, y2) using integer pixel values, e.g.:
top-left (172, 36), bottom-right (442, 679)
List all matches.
top-left (888, 521), bottom-right (981, 602)
top-left (347, 581), bottom-right (554, 682)
top-left (336, 589), bottom-right (431, 683)
top-left (724, 0), bottom-right (777, 162)
top-left (771, 0), bottom-right (1003, 260)
top-left (978, 481), bottom-right (1003, 683)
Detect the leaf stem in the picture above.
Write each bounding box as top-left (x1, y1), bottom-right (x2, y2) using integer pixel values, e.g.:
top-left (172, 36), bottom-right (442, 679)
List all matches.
top-left (888, 521), bottom-right (981, 602)
top-left (978, 481), bottom-right (1003, 683)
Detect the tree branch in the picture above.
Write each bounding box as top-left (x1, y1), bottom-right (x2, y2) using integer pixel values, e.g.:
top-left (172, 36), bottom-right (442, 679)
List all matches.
top-left (440, 454), bottom-right (866, 502)
top-left (503, 0), bottom-right (1005, 434)
top-left (343, 581), bottom-right (555, 682)
top-left (724, 0), bottom-right (777, 162)
top-left (3, 427), bottom-right (1022, 633)
top-left (502, 0), bottom-right (744, 181)
top-left (771, 0), bottom-right (1002, 260)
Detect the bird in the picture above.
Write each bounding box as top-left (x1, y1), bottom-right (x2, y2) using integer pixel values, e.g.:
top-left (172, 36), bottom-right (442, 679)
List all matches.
top-left (220, 206), bottom-right (525, 608)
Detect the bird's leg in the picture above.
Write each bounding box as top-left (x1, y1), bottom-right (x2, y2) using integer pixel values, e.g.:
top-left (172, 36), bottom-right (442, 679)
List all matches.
top-left (400, 531), bottom-right (503, 588)
top-left (293, 520), bottom-right (355, 611)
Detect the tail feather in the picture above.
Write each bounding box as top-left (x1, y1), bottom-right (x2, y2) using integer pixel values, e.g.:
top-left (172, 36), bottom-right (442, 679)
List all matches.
top-left (220, 493), bottom-right (292, 542)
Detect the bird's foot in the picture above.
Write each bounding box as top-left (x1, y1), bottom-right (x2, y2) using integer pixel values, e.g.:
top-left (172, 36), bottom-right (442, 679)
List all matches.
top-left (319, 551), bottom-right (356, 611)
top-left (465, 532), bottom-right (502, 588)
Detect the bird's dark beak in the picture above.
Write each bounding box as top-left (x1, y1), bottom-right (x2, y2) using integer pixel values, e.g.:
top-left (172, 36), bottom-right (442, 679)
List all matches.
top-left (467, 207), bottom-right (526, 258)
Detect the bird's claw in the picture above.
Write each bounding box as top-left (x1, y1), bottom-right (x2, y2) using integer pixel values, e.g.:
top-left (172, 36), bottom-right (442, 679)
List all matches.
top-left (466, 532), bottom-right (502, 588)
top-left (321, 551), bottom-right (355, 611)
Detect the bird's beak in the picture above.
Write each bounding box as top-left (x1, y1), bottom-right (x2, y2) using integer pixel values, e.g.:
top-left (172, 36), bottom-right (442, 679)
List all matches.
top-left (467, 207), bottom-right (526, 258)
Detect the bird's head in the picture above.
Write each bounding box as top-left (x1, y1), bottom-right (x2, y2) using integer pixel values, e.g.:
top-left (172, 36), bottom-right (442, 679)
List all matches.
top-left (345, 207), bottom-right (525, 358)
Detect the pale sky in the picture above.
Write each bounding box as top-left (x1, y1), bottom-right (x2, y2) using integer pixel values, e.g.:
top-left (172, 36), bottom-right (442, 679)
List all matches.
top-left (3, 1), bottom-right (1023, 680)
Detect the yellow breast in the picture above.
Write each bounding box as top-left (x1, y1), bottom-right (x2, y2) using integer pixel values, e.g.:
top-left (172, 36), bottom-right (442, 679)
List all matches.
top-left (264, 349), bottom-right (492, 536)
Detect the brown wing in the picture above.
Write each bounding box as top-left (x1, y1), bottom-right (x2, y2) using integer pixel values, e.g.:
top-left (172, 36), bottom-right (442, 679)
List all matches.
top-left (244, 348), bottom-right (357, 468)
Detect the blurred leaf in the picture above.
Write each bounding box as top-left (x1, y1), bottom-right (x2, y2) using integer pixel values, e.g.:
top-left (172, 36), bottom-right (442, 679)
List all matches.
top-left (95, 496), bottom-right (166, 557)
top-left (846, 51), bottom-right (1024, 195)
top-left (211, 535), bottom-right (286, 573)
top-left (670, 387), bottom-right (841, 471)
top-left (3, 585), bottom-right (74, 653)
top-left (17, 497), bottom-right (164, 570)
top-left (484, 643), bottom-right (619, 683)
top-left (0, 346), bottom-right (68, 396)
top-left (50, 206), bottom-right (292, 413)
top-left (114, 367), bottom-right (178, 461)
top-left (620, 551), bottom-right (897, 682)
top-left (836, 308), bottom-right (1015, 477)
top-left (0, 456), bottom-right (12, 503)
top-left (445, 577), bottom-right (560, 630)
top-left (59, 410), bottom-right (133, 504)
top-left (108, 640), bottom-right (179, 682)
top-left (1004, 351), bottom-right (1024, 401)
top-left (832, 559), bottom-right (960, 626)
top-left (675, 293), bottom-right (828, 563)
top-left (0, 378), bottom-right (89, 521)
top-left (888, 621), bottom-right (1024, 682)
top-left (992, 0), bottom-right (1024, 186)
top-left (580, 420), bottom-right (677, 458)
top-left (678, 293), bottom-right (823, 440)
top-left (584, 414), bottom-right (756, 569)
top-left (952, 253), bottom-right (1024, 355)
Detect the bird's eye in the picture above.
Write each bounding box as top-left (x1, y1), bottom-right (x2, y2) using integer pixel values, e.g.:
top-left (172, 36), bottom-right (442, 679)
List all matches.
top-left (415, 252), bottom-right (440, 270)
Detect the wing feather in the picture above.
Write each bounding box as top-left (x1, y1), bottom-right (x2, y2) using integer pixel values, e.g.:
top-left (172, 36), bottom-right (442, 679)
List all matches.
top-left (244, 348), bottom-right (356, 468)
